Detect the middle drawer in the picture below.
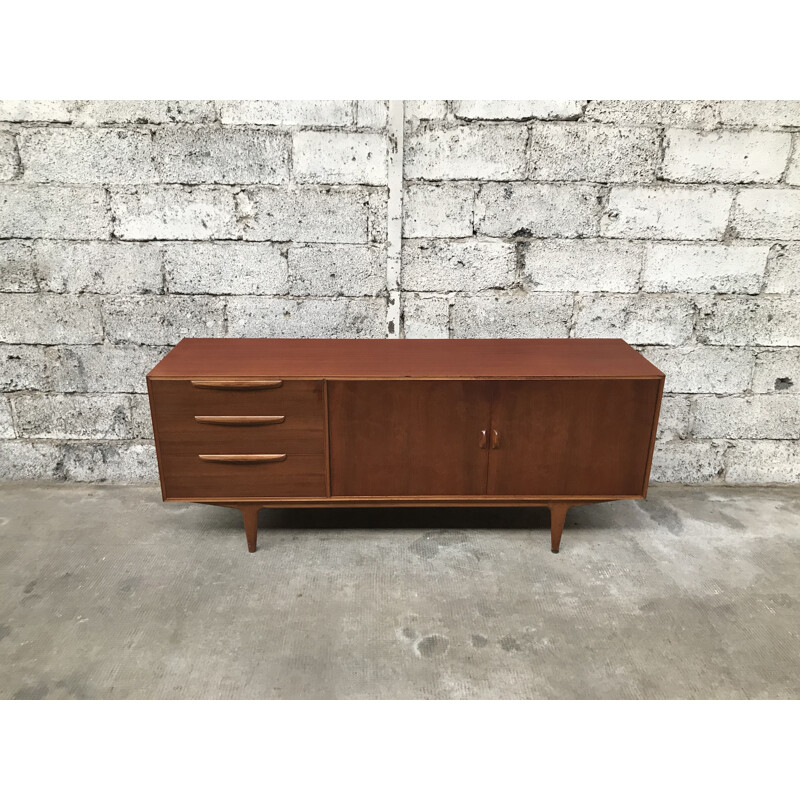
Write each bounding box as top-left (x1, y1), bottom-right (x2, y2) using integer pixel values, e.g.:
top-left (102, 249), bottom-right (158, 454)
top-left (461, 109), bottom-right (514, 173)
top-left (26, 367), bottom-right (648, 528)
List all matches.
top-left (151, 378), bottom-right (325, 454)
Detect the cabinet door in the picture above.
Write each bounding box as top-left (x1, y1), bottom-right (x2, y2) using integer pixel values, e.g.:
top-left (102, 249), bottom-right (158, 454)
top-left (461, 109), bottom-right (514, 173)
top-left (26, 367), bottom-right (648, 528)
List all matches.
top-left (328, 380), bottom-right (491, 496)
top-left (487, 379), bottom-right (660, 497)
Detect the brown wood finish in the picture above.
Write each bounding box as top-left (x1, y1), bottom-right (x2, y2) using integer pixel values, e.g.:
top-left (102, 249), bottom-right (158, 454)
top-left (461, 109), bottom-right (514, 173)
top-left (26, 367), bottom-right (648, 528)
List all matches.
top-left (190, 380), bottom-right (284, 389)
top-left (147, 339), bottom-right (664, 553)
top-left (194, 415), bottom-right (286, 426)
top-left (328, 380), bottom-right (492, 496)
top-left (548, 504), bottom-right (570, 554)
top-left (151, 339), bottom-right (664, 380)
top-left (198, 454), bottom-right (287, 464)
top-left (149, 379), bottom-right (324, 454)
top-left (486, 380), bottom-right (660, 496)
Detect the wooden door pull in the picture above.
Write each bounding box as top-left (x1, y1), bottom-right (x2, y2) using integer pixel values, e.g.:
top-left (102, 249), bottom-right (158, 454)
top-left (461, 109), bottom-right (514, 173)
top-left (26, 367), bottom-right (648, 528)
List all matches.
top-left (198, 454), bottom-right (287, 464)
top-left (479, 429), bottom-right (487, 449)
top-left (194, 415), bottom-right (285, 426)
top-left (190, 380), bottom-right (283, 390)
top-left (491, 429), bottom-right (500, 449)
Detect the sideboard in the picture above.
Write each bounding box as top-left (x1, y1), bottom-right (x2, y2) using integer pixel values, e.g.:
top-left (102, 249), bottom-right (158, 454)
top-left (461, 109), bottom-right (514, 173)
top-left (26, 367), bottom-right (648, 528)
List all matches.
top-left (147, 339), bottom-right (664, 553)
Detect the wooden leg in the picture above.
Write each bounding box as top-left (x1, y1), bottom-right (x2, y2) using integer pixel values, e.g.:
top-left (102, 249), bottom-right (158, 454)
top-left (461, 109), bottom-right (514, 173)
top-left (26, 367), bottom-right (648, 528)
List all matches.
top-left (549, 503), bottom-right (570, 554)
top-left (240, 505), bottom-right (260, 553)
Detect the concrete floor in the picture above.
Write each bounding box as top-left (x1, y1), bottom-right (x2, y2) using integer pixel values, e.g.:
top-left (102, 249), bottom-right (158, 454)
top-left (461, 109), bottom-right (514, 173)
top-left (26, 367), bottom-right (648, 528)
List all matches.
top-left (0, 483), bottom-right (798, 699)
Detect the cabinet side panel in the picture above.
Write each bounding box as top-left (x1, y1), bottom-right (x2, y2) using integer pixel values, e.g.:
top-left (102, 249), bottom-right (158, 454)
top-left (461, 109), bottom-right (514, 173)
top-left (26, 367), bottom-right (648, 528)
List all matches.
top-left (328, 380), bottom-right (491, 496)
top-left (488, 379), bottom-right (660, 497)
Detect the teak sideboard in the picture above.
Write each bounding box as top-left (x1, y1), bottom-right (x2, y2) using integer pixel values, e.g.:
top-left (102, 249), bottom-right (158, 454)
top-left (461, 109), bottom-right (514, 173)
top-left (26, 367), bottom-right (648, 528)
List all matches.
top-left (147, 339), bottom-right (664, 553)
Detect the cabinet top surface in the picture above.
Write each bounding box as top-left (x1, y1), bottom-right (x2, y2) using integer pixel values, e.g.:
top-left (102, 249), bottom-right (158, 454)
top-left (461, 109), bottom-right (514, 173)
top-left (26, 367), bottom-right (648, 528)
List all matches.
top-left (148, 338), bottom-right (664, 380)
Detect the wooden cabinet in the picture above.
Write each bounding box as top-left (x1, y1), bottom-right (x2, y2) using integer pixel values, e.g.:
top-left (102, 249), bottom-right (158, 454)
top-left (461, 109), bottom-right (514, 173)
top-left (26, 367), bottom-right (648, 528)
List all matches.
top-left (148, 339), bottom-right (664, 553)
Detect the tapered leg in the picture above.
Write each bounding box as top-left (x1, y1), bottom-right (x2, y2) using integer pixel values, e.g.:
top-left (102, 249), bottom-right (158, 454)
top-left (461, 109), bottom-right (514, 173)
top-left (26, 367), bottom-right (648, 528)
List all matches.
top-left (549, 503), bottom-right (570, 554)
top-left (240, 505), bottom-right (260, 553)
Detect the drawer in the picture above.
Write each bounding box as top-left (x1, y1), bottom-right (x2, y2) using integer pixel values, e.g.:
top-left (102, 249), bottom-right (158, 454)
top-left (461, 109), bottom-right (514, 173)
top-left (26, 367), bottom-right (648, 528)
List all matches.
top-left (149, 378), bottom-right (325, 454)
top-left (159, 449), bottom-right (327, 499)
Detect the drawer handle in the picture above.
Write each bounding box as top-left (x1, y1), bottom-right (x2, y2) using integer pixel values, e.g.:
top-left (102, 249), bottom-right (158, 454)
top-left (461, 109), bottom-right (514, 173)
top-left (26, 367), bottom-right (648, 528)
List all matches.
top-left (190, 380), bottom-right (283, 390)
top-left (194, 415), bottom-right (285, 426)
top-left (198, 454), bottom-right (287, 464)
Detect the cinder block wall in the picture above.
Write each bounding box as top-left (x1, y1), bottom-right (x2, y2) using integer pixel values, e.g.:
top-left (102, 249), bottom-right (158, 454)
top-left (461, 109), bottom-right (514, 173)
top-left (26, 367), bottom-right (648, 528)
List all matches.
top-left (1, 100), bottom-right (798, 484)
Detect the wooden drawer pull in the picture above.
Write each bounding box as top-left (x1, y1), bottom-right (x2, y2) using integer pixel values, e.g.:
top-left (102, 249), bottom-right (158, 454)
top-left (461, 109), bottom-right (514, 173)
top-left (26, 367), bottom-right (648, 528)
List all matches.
top-left (194, 415), bottom-right (285, 426)
top-left (190, 380), bottom-right (283, 390)
top-left (198, 454), bottom-right (287, 464)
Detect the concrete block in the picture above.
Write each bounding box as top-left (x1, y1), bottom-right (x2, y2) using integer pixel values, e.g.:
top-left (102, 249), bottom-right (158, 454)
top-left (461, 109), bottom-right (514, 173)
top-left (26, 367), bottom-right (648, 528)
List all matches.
top-left (451, 292), bottom-right (572, 338)
top-left (725, 441), bottom-right (800, 485)
top-left (693, 394), bottom-right (800, 439)
top-left (0, 345), bottom-right (50, 391)
top-left (164, 242), bottom-right (288, 295)
top-left (402, 239), bottom-right (515, 292)
top-left (356, 101), bottom-right (388, 128)
top-left (227, 297), bottom-right (386, 338)
top-left (48, 345), bottom-right (170, 393)
top-left (35, 241), bottom-right (162, 294)
top-left (287, 244), bottom-right (385, 296)
top-left (732, 189), bottom-right (800, 239)
top-left (0, 132), bottom-right (17, 180)
top-left (787, 140), bottom-right (800, 185)
top-left (405, 101), bottom-right (448, 120)
top-left (368, 189), bottom-right (388, 243)
top-left (529, 124), bottom-right (658, 182)
top-left (476, 182), bottom-right (601, 238)
top-left (104, 296), bottom-right (226, 345)
top-left (0, 185), bottom-right (111, 239)
top-left (18, 128), bottom-right (157, 184)
top-left (128, 394), bottom-right (153, 439)
top-left (154, 127), bottom-right (290, 184)
top-left (403, 183), bottom-right (475, 238)
top-left (0, 295), bottom-right (102, 344)
top-left (649, 441), bottom-right (726, 484)
top-left (0, 100), bottom-right (71, 122)
top-left (217, 100), bottom-right (353, 126)
top-left (405, 125), bottom-right (527, 180)
top-left (13, 393), bottom-right (135, 439)
top-left (664, 129), bottom-right (791, 184)
top-left (638, 346), bottom-right (754, 394)
top-left (0, 397), bottom-right (14, 438)
top-left (523, 239), bottom-right (643, 292)
top-left (641, 243), bottom-right (768, 294)
top-left (752, 349), bottom-right (800, 394)
top-left (603, 186), bottom-right (733, 241)
top-left (453, 100), bottom-right (583, 120)
top-left (402, 293), bottom-right (449, 338)
top-left (0, 441), bottom-right (63, 480)
top-left (70, 100), bottom-right (215, 125)
top-left (586, 100), bottom-right (720, 128)
top-left (697, 297), bottom-right (800, 346)
top-left (0, 241), bottom-right (37, 291)
top-left (61, 442), bottom-right (158, 482)
top-left (719, 101), bottom-right (800, 129)
top-left (293, 131), bottom-right (387, 185)
top-left (574, 294), bottom-right (693, 345)
top-left (238, 187), bottom-right (369, 243)
top-left (111, 187), bottom-right (237, 240)
top-left (656, 395), bottom-right (691, 441)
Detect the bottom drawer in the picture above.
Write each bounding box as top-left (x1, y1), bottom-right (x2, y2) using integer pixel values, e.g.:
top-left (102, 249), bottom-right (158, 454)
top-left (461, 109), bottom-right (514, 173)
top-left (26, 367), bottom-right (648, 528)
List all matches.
top-left (159, 452), bottom-right (326, 499)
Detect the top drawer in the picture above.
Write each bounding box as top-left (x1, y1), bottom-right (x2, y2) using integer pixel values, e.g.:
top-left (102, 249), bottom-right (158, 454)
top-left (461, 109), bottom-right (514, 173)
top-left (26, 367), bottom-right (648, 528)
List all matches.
top-left (148, 378), bottom-right (325, 451)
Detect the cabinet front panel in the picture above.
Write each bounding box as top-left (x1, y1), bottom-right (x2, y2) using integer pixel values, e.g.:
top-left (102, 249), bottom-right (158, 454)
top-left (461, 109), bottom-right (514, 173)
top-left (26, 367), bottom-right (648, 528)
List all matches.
top-left (149, 378), bottom-right (325, 454)
top-left (328, 380), bottom-right (492, 496)
top-left (487, 379), bottom-right (660, 496)
top-left (158, 451), bottom-right (326, 499)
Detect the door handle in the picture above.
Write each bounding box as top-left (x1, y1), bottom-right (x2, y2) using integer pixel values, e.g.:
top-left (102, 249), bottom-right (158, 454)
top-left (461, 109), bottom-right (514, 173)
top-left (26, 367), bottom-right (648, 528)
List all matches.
top-left (491, 429), bottom-right (500, 449)
top-left (479, 430), bottom-right (487, 449)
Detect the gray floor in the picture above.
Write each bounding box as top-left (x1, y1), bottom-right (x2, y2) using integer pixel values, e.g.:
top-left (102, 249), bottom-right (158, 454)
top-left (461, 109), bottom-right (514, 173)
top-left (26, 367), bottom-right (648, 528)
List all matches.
top-left (0, 483), bottom-right (798, 699)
